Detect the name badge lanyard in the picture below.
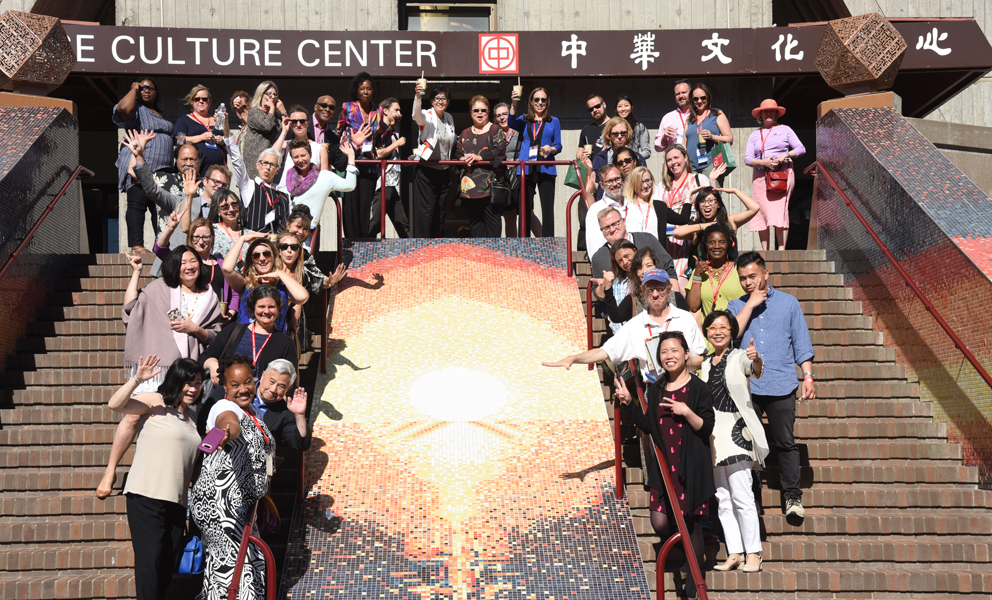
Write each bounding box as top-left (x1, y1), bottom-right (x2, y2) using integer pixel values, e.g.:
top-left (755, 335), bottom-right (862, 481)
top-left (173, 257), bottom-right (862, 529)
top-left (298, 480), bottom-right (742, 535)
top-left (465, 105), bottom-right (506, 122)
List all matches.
top-left (643, 319), bottom-right (672, 376)
top-left (247, 411), bottom-right (270, 446)
top-left (251, 325), bottom-right (273, 368)
top-left (529, 121), bottom-right (546, 161)
top-left (706, 265), bottom-right (733, 315)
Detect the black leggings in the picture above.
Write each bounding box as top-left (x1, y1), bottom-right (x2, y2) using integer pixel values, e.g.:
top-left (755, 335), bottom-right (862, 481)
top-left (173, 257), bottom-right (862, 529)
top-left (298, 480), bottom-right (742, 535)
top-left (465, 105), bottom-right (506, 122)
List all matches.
top-left (342, 171), bottom-right (378, 239)
top-left (652, 511), bottom-right (704, 597)
top-left (126, 492), bottom-right (186, 600)
top-left (125, 184), bottom-right (159, 247)
top-left (525, 171), bottom-right (556, 237)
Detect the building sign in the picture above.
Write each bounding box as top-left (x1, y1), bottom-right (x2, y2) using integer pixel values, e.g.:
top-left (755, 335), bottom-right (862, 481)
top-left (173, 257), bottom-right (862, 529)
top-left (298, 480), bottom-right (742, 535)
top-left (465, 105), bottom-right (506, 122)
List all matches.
top-left (64, 20), bottom-right (992, 79)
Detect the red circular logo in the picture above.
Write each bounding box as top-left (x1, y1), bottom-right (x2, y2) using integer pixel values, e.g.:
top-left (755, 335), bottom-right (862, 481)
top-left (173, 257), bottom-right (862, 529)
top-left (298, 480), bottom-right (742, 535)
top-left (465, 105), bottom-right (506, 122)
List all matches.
top-left (480, 35), bottom-right (518, 73)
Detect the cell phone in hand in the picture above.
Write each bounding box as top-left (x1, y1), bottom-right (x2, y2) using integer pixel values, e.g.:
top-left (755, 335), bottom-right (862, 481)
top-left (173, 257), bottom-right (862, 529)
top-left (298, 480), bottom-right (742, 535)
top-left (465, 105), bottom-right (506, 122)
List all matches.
top-left (199, 428), bottom-right (226, 454)
top-left (167, 308), bottom-right (182, 322)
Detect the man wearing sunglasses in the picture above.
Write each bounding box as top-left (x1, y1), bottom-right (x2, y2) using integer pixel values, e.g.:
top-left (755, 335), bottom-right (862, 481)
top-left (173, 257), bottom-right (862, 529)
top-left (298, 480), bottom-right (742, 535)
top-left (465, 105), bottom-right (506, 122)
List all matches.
top-left (308, 95), bottom-right (339, 146)
top-left (574, 94), bottom-right (610, 250)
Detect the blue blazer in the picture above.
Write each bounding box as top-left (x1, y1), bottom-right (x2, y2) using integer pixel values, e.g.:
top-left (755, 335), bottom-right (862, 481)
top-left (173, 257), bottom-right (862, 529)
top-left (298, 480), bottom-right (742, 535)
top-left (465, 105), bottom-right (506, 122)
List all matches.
top-left (507, 113), bottom-right (563, 176)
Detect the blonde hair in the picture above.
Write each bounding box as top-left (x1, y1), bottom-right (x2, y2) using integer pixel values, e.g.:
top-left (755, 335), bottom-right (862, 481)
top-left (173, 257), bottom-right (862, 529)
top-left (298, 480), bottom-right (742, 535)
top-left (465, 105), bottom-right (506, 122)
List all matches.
top-left (182, 84), bottom-right (211, 106)
top-left (250, 81), bottom-right (278, 109)
top-left (276, 231), bottom-right (305, 284)
top-left (242, 237), bottom-right (283, 289)
top-left (602, 116), bottom-right (632, 149)
top-left (623, 166), bottom-right (654, 202)
top-left (661, 144), bottom-right (695, 190)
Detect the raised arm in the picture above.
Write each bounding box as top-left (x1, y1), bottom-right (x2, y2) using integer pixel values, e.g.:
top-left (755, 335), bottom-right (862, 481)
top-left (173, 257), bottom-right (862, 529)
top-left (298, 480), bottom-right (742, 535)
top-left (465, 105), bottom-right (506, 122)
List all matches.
top-left (123, 252), bottom-right (144, 306)
top-left (273, 270), bottom-right (309, 304)
top-left (115, 82), bottom-right (141, 122)
top-left (108, 355), bottom-right (161, 414)
top-left (272, 116), bottom-right (291, 154)
top-left (225, 132), bottom-right (251, 201)
top-left (542, 347), bottom-right (609, 369)
top-left (716, 187), bottom-right (760, 230)
top-left (222, 232), bottom-right (264, 293)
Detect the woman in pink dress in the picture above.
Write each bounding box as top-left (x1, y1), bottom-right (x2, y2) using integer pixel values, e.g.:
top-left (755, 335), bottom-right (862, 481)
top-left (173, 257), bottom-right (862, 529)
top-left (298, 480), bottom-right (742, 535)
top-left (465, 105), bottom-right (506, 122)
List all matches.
top-left (744, 99), bottom-right (806, 250)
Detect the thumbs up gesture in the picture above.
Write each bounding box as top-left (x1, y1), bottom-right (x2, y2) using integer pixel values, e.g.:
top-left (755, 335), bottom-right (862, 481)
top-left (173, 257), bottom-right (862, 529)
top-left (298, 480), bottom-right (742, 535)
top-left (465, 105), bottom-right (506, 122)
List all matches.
top-left (745, 338), bottom-right (760, 362)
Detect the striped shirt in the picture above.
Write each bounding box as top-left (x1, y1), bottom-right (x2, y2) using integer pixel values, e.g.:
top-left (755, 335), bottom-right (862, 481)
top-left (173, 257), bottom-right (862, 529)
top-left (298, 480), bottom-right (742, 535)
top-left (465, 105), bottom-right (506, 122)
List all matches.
top-left (226, 134), bottom-right (290, 232)
top-left (113, 104), bottom-right (174, 191)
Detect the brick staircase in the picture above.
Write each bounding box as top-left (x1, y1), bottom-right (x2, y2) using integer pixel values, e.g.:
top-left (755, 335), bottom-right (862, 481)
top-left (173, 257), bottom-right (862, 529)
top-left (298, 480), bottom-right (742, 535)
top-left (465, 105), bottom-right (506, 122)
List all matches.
top-left (0, 253), bottom-right (316, 599)
top-left (576, 249), bottom-right (992, 600)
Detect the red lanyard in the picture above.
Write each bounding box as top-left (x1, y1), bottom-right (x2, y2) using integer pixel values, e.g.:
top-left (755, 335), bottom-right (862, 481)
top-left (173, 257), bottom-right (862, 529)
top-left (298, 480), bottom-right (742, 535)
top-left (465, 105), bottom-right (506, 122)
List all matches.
top-left (666, 174), bottom-right (691, 209)
top-left (247, 411), bottom-right (269, 445)
top-left (696, 109), bottom-right (710, 127)
top-left (221, 222), bottom-right (241, 242)
top-left (759, 126), bottom-right (776, 159)
top-left (707, 264), bottom-right (733, 313)
top-left (641, 201), bottom-right (652, 230)
top-left (645, 318), bottom-right (672, 341)
top-left (261, 185), bottom-right (278, 208)
top-left (250, 325), bottom-right (272, 367)
top-left (190, 112), bottom-right (211, 130)
top-left (678, 108), bottom-right (689, 132)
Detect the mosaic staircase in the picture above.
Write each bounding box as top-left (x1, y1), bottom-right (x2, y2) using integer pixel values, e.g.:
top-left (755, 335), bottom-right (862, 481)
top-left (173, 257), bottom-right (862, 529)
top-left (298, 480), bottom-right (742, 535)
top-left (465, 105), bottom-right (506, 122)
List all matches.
top-left (0, 253), bottom-right (317, 600)
top-left (576, 249), bottom-right (992, 599)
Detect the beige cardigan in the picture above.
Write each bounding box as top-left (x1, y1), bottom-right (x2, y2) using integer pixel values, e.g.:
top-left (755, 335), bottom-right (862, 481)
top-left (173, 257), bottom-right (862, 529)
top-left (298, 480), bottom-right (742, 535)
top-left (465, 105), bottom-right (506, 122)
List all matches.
top-left (699, 348), bottom-right (770, 467)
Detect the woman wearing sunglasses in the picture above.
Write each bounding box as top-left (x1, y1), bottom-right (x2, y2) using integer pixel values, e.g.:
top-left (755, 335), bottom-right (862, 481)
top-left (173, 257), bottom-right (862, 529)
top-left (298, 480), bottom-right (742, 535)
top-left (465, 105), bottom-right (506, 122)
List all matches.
top-left (684, 83), bottom-right (733, 183)
top-left (174, 84), bottom-right (226, 177)
top-left (455, 95), bottom-right (508, 238)
top-left (222, 232), bottom-right (309, 336)
top-left (508, 87), bottom-right (562, 237)
top-left (242, 80), bottom-right (286, 180)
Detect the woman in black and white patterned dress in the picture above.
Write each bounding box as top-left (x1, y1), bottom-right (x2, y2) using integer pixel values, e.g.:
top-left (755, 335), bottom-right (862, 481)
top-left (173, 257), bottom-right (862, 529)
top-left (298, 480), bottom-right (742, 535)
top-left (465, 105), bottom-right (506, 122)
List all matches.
top-left (190, 355), bottom-right (274, 600)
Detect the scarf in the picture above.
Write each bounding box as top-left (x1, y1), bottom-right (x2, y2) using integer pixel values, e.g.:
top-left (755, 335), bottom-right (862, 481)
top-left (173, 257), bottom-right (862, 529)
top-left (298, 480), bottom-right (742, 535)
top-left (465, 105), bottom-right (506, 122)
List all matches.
top-left (286, 164), bottom-right (319, 198)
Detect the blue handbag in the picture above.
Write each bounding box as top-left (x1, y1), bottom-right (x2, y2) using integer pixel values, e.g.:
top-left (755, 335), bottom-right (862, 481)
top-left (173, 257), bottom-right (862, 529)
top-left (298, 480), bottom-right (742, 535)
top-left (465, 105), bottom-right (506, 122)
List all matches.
top-left (175, 526), bottom-right (204, 575)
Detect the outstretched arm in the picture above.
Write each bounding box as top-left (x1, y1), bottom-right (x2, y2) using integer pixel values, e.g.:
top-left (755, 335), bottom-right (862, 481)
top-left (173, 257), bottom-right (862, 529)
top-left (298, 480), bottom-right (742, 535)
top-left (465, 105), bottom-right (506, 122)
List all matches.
top-left (542, 347), bottom-right (609, 369)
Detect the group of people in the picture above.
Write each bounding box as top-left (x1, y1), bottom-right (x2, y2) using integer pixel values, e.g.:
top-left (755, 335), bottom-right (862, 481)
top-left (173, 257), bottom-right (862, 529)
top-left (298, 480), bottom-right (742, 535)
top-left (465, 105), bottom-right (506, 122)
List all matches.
top-left (116, 77), bottom-right (803, 245)
top-left (545, 249), bottom-right (815, 596)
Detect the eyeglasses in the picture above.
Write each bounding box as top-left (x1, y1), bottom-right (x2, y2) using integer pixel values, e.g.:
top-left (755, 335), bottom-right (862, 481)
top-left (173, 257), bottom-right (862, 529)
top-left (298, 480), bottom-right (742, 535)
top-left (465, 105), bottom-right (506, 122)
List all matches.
top-left (603, 176), bottom-right (623, 186)
top-left (532, 97), bottom-right (548, 104)
top-left (610, 130), bottom-right (627, 138)
top-left (495, 112), bottom-right (508, 119)
top-left (699, 197), bottom-right (719, 205)
top-left (205, 177), bottom-right (228, 187)
top-left (471, 108), bottom-right (488, 114)
top-left (138, 85), bottom-right (156, 92)
top-left (616, 157), bottom-right (634, 167)
top-left (218, 202), bottom-right (238, 210)
top-left (692, 95), bottom-right (708, 102)
top-left (645, 286), bottom-right (669, 296)
top-left (193, 96), bottom-right (210, 103)
top-left (257, 160), bottom-right (278, 169)
top-left (278, 243), bottom-right (301, 251)
top-left (316, 102), bottom-right (335, 110)
top-left (587, 101), bottom-right (604, 113)
top-left (252, 250), bottom-right (273, 259)
top-left (600, 219), bottom-right (623, 232)
top-left (705, 325), bottom-right (731, 333)
top-left (191, 235), bottom-right (212, 243)
top-left (289, 119), bottom-right (307, 125)
top-left (433, 96), bottom-right (448, 103)
top-left (264, 90), bottom-right (278, 98)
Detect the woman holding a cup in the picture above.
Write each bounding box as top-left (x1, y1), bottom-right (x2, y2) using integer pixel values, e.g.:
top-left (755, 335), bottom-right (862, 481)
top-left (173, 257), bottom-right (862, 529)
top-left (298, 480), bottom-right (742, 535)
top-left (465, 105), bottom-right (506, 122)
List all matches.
top-left (508, 86), bottom-right (562, 237)
top-left (412, 80), bottom-right (457, 237)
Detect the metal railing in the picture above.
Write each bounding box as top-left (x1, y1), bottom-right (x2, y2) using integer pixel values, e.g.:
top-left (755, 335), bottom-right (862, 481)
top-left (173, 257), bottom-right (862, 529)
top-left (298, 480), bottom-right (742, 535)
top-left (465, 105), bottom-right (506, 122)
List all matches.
top-left (806, 161), bottom-right (992, 392)
top-left (226, 502), bottom-right (277, 600)
top-left (628, 360), bottom-right (709, 600)
top-left (0, 165), bottom-right (92, 281)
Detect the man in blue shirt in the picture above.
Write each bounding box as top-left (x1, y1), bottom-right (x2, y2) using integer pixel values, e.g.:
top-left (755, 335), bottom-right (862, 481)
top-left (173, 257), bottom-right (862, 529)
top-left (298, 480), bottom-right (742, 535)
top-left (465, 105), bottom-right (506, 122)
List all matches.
top-left (727, 252), bottom-right (816, 526)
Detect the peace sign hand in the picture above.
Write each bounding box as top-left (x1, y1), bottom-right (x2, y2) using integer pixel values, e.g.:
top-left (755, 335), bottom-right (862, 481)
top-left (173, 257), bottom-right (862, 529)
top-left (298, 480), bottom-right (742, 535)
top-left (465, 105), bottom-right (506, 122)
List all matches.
top-left (660, 393), bottom-right (691, 417)
top-left (614, 375), bottom-right (632, 405)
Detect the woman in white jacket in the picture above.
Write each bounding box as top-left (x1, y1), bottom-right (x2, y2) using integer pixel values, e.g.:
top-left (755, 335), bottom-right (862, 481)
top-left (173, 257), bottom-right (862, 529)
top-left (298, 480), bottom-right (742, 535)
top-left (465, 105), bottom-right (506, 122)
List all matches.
top-left (699, 309), bottom-right (769, 574)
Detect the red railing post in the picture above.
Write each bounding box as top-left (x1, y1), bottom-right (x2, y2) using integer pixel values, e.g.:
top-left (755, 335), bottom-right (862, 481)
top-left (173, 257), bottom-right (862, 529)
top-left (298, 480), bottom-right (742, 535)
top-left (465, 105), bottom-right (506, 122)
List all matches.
top-left (585, 280), bottom-right (594, 371)
top-left (614, 399), bottom-right (624, 501)
top-left (379, 159), bottom-right (387, 239)
top-left (564, 190), bottom-right (582, 278)
top-left (0, 165), bottom-right (89, 281)
top-left (808, 161), bottom-right (992, 392)
top-left (519, 165), bottom-right (527, 237)
top-left (630, 359), bottom-right (708, 600)
top-left (226, 502), bottom-right (277, 600)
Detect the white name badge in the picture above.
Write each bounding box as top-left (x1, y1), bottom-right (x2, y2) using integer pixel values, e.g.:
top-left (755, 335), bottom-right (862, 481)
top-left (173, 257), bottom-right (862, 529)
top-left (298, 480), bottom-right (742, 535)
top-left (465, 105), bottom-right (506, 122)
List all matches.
top-left (529, 146), bottom-right (539, 159)
top-left (265, 211), bottom-right (276, 226)
top-left (362, 141), bottom-right (373, 153)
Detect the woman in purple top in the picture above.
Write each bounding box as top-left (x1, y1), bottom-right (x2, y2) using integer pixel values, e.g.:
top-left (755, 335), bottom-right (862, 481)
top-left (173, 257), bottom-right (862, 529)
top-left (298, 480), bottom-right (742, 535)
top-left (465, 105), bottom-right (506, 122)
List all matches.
top-left (744, 99), bottom-right (806, 251)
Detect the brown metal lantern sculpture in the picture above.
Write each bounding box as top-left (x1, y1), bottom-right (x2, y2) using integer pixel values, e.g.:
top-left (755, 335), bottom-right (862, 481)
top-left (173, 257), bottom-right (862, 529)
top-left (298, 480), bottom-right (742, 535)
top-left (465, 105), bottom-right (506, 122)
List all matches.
top-left (814, 13), bottom-right (907, 95)
top-left (0, 11), bottom-right (75, 94)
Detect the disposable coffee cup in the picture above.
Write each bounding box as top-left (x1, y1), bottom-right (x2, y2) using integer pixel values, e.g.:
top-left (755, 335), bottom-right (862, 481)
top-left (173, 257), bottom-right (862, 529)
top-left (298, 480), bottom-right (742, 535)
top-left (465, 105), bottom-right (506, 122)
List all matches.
top-left (219, 302), bottom-right (229, 315)
top-left (513, 85), bottom-right (524, 100)
top-left (583, 144), bottom-right (593, 155)
top-left (416, 78), bottom-right (428, 94)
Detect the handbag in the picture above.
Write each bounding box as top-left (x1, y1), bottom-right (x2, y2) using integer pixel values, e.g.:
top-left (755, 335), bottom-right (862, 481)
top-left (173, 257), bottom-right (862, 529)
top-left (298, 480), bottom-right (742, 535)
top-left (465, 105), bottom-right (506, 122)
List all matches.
top-left (765, 168), bottom-right (790, 192)
top-left (175, 518), bottom-right (204, 575)
top-left (710, 142), bottom-right (736, 175)
top-left (489, 169), bottom-right (514, 212)
top-left (564, 161), bottom-right (586, 189)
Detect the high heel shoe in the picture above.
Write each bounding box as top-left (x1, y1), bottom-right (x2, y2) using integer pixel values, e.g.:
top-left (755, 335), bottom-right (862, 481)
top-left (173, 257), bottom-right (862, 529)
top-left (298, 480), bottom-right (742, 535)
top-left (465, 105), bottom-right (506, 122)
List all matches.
top-left (713, 553), bottom-right (744, 571)
top-left (742, 553), bottom-right (762, 573)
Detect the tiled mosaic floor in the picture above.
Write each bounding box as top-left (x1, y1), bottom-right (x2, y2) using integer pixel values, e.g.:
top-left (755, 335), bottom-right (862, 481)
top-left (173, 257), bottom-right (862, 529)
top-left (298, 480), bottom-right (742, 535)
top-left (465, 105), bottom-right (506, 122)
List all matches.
top-left (280, 239), bottom-right (649, 599)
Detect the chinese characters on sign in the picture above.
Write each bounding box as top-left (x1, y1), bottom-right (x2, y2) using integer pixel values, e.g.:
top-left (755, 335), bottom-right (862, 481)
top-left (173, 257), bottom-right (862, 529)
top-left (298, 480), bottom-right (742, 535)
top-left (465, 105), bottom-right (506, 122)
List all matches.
top-left (561, 34), bottom-right (586, 69)
top-left (630, 32), bottom-right (660, 70)
top-left (701, 32), bottom-right (732, 64)
top-left (771, 33), bottom-right (804, 61)
top-left (917, 28), bottom-right (951, 56)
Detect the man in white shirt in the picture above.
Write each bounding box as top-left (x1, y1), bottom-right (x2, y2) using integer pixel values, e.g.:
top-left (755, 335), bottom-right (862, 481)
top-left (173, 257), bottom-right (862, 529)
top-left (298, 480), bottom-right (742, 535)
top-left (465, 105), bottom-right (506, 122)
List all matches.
top-left (654, 79), bottom-right (692, 153)
top-left (543, 269), bottom-right (705, 382)
top-left (584, 164), bottom-right (642, 255)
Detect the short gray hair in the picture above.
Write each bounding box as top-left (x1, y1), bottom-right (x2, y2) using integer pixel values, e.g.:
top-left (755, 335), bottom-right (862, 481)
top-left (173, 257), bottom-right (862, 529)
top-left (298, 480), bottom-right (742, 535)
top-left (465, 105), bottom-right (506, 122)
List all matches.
top-left (264, 359), bottom-right (297, 386)
top-left (258, 147), bottom-right (281, 167)
top-left (598, 206), bottom-right (621, 224)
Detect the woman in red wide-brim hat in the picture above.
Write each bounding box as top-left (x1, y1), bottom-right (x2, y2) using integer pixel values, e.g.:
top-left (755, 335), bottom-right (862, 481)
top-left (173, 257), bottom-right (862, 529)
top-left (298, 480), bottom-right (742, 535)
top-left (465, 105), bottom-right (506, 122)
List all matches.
top-left (743, 99), bottom-right (806, 251)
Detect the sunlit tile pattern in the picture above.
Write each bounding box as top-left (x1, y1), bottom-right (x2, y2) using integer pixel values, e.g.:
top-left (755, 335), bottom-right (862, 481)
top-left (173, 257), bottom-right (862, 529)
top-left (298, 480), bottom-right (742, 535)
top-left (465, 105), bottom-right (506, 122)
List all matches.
top-left (817, 107), bottom-right (992, 485)
top-left (280, 239), bottom-right (649, 599)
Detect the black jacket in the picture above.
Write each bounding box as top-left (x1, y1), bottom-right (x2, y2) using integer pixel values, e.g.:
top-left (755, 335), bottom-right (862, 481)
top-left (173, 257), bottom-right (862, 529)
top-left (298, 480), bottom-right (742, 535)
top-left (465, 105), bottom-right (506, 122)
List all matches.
top-left (623, 374), bottom-right (715, 514)
top-left (258, 399), bottom-right (311, 451)
top-left (591, 232), bottom-right (676, 281)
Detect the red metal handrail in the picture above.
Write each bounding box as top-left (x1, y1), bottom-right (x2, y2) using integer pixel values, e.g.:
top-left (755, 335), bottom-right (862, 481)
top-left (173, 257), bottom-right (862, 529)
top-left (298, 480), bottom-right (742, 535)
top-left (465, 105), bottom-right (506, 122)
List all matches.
top-left (355, 158), bottom-right (573, 239)
top-left (563, 161), bottom-right (588, 277)
top-left (585, 279), bottom-right (594, 371)
top-left (613, 391), bottom-right (624, 501)
top-left (227, 502), bottom-right (277, 600)
top-left (0, 165), bottom-right (90, 281)
top-left (806, 161), bottom-right (992, 391)
top-left (629, 360), bottom-right (708, 600)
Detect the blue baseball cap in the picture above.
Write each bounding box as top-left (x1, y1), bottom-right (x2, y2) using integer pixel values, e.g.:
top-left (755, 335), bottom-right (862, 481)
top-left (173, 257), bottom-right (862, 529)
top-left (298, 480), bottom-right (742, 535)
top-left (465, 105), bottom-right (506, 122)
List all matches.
top-left (641, 269), bottom-right (670, 285)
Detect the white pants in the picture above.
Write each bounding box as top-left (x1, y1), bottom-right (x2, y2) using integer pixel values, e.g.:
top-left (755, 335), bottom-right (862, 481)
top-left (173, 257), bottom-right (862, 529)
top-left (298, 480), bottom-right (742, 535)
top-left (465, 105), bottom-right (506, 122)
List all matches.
top-left (713, 461), bottom-right (762, 554)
